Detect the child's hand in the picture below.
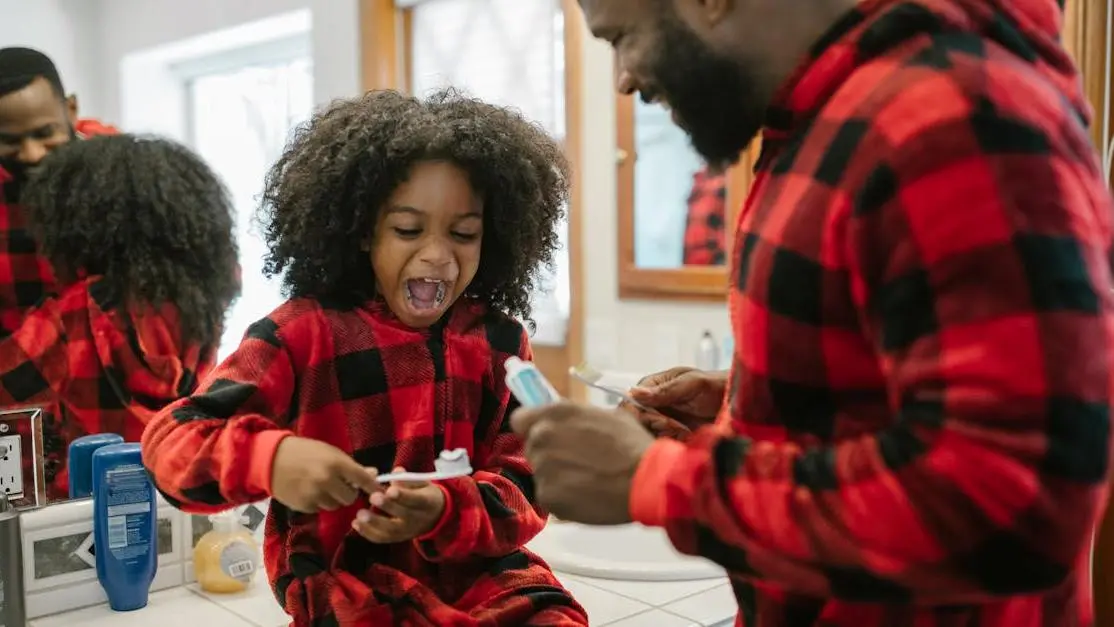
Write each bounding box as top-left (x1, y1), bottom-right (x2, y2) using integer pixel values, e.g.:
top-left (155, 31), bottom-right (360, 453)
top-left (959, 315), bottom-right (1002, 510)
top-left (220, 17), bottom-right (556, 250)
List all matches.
top-left (270, 436), bottom-right (380, 513)
top-left (351, 467), bottom-right (446, 543)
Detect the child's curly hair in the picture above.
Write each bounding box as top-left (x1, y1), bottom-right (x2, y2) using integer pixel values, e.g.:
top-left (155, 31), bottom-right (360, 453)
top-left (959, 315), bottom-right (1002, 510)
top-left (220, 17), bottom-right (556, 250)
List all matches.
top-left (21, 134), bottom-right (240, 346)
top-left (258, 88), bottom-right (569, 323)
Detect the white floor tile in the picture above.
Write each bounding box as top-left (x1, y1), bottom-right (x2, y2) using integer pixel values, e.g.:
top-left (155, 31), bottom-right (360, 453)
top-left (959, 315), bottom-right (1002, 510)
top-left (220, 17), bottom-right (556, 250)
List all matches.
top-left (602, 608), bottom-right (699, 626)
top-left (560, 576), bottom-right (653, 625)
top-left (660, 583), bottom-right (738, 626)
top-left (31, 587), bottom-right (252, 627)
top-left (572, 575), bottom-right (726, 607)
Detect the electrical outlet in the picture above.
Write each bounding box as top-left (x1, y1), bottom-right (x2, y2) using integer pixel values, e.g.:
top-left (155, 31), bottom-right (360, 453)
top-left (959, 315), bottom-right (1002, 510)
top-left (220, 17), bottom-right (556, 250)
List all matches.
top-left (0, 434), bottom-right (24, 499)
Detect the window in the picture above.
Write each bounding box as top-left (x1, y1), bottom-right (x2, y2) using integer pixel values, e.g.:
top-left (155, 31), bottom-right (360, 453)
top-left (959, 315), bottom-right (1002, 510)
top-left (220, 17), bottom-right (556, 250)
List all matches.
top-left (409, 0), bottom-right (569, 345)
top-left (186, 55), bottom-right (314, 358)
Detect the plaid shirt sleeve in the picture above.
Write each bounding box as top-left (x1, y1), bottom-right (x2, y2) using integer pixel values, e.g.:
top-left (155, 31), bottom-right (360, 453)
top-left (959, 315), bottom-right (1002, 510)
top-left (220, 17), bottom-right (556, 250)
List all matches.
top-left (0, 294), bottom-right (68, 406)
top-left (629, 78), bottom-right (1113, 603)
top-left (414, 329), bottom-right (547, 561)
top-left (141, 314), bottom-right (296, 513)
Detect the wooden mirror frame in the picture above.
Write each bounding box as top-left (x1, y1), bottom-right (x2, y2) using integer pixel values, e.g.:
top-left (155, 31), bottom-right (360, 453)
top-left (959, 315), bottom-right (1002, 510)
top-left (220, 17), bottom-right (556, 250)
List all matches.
top-left (615, 90), bottom-right (761, 301)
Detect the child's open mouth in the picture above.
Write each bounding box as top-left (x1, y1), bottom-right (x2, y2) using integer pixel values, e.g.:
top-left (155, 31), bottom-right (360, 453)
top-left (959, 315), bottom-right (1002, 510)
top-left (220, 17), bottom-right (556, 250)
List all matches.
top-left (404, 278), bottom-right (448, 312)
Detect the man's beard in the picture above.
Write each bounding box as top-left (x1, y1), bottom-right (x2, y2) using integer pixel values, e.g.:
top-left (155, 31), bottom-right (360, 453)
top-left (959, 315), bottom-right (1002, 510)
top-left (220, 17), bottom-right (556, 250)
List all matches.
top-left (649, 18), bottom-right (766, 171)
top-left (0, 124), bottom-right (77, 200)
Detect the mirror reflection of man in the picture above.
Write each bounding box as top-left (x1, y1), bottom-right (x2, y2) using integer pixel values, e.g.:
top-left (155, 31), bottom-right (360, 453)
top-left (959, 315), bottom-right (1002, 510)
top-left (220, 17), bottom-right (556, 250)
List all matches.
top-left (0, 47), bottom-right (117, 336)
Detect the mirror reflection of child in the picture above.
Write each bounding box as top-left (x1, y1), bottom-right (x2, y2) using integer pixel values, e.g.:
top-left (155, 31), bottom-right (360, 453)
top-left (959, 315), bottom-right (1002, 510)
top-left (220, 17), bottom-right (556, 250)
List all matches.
top-left (682, 166), bottom-right (727, 266)
top-left (3, 134), bottom-right (239, 500)
top-left (142, 89), bottom-right (588, 626)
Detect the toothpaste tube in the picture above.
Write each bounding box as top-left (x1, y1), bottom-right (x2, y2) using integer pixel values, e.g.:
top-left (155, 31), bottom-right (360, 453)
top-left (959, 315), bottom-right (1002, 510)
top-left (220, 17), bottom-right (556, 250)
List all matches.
top-left (504, 356), bottom-right (561, 407)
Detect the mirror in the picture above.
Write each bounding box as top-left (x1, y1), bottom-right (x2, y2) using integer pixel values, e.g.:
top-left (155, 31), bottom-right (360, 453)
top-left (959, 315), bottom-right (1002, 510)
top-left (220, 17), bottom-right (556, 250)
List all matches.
top-left (631, 101), bottom-right (725, 269)
top-left (616, 93), bottom-right (760, 300)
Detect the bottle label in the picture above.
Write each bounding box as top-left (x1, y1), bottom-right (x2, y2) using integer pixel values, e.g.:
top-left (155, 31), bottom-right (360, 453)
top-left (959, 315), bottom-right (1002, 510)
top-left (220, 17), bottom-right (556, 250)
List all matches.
top-left (219, 540), bottom-right (259, 583)
top-left (104, 464), bottom-right (153, 561)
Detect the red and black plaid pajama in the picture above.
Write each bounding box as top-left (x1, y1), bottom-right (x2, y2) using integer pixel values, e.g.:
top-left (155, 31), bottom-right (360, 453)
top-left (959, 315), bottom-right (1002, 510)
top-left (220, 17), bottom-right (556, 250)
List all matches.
top-left (143, 298), bottom-right (587, 626)
top-left (683, 167), bottom-right (728, 266)
top-left (630, 0), bottom-right (1114, 625)
top-left (0, 278), bottom-right (212, 500)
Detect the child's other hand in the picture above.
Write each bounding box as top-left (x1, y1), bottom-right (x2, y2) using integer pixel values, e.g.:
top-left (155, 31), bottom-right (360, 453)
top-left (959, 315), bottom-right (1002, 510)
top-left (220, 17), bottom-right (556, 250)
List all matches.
top-left (270, 436), bottom-right (380, 513)
top-left (351, 467), bottom-right (446, 543)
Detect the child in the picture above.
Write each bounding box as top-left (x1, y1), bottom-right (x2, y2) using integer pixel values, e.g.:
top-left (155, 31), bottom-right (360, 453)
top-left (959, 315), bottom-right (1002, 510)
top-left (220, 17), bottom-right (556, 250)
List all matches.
top-left (142, 89), bottom-right (588, 626)
top-left (0, 134), bottom-right (239, 500)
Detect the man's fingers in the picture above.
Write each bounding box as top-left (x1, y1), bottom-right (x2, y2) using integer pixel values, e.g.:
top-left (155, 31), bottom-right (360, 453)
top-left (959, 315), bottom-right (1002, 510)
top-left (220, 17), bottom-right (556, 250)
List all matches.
top-left (511, 401), bottom-right (578, 436)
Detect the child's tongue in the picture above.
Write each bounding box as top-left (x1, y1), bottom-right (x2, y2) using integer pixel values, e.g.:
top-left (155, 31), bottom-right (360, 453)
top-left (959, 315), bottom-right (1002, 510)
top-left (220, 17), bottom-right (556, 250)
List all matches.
top-left (408, 280), bottom-right (439, 307)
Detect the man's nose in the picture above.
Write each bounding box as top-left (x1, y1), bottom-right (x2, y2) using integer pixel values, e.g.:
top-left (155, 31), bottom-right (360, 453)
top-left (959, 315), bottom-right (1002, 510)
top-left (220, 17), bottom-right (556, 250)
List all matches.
top-left (615, 65), bottom-right (635, 96)
top-left (18, 139), bottom-right (49, 166)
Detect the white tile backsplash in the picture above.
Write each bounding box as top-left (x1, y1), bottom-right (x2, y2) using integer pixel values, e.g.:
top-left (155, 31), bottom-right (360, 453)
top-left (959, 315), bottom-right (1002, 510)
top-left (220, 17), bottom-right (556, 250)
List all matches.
top-left (20, 496), bottom-right (186, 618)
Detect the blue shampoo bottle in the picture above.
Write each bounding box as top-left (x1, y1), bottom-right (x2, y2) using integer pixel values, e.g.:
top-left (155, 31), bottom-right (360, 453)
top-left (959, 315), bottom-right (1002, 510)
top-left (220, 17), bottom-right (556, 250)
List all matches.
top-left (68, 433), bottom-right (124, 499)
top-left (92, 443), bottom-right (158, 611)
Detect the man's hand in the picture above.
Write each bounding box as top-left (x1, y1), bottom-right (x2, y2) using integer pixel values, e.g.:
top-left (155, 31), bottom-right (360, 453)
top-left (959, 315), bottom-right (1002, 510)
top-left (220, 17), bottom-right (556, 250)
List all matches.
top-left (270, 436), bottom-right (381, 513)
top-left (624, 367), bottom-right (727, 436)
top-left (351, 468), bottom-right (447, 543)
top-left (511, 402), bottom-right (655, 525)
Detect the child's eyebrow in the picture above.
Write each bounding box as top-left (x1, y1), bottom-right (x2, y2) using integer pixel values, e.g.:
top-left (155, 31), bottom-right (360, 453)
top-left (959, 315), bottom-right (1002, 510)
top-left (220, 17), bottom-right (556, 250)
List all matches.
top-left (386, 206), bottom-right (423, 216)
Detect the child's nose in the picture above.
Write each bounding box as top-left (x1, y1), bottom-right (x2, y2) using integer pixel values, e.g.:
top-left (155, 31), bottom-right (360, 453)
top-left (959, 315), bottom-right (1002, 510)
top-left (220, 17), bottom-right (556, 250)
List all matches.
top-left (418, 241), bottom-right (453, 266)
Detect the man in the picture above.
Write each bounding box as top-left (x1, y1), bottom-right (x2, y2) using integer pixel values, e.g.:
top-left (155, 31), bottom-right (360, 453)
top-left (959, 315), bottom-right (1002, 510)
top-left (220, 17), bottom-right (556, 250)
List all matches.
top-left (0, 47), bottom-right (117, 336)
top-left (512, 0), bottom-right (1113, 625)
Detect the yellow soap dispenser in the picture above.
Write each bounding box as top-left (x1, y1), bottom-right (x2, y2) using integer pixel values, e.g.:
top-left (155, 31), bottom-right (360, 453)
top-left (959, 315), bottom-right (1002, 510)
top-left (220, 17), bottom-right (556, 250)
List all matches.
top-left (193, 511), bottom-right (260, 594)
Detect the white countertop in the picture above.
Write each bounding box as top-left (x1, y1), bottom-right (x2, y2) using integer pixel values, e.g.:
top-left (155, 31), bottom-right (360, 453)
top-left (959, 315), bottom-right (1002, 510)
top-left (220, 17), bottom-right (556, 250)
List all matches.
top-left (29, 569), bottom-right (737, 627)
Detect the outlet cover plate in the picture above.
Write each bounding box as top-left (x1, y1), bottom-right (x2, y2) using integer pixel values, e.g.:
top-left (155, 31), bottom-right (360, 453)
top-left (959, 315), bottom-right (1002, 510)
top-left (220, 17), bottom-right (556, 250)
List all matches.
top-left (0, 407), bottom-right (46, 509)
top-left (0, 433), bottom-right (24, 499)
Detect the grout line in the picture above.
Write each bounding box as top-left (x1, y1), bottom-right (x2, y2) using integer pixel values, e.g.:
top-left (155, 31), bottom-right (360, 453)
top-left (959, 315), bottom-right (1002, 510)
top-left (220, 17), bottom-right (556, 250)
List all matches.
top-left (596, 607), bottom-right (657, 626)
top-left (559, 572), bottom-right (727, 608)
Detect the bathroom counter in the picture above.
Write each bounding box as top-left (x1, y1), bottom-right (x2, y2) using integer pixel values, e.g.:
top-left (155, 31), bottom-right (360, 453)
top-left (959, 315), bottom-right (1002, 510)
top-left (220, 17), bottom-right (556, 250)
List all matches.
top-left (30, 572), bottom-right (289, 627)
top-left (29, 568), bottom-right (738, 626)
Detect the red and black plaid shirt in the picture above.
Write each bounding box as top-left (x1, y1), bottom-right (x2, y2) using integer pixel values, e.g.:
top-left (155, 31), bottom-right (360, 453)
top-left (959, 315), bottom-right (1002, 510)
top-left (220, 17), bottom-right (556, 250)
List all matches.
top-left (0, 277), bottom-right (213, 500)
top-left (630, 0), bottom-right (1112, 625)
top-left (0, 168), bottom-right (56, 338)
top-left (0, 119), bottom-right (118, 338)
top-left (683, 167), bottom-right (728, 265)
top-left (143, 298), bottom-right (586, 626)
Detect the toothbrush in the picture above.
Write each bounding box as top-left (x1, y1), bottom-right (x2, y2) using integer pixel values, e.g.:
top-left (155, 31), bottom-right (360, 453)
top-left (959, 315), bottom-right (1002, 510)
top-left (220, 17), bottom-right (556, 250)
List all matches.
top-left (568, 362), bottom-right (646, 409)
top-left (375, 448), bottom-right (473, 483)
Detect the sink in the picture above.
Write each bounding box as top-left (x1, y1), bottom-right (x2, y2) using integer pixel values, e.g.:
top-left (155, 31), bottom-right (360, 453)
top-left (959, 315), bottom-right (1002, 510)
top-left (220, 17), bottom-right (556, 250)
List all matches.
top-left (528, 519), bottom-right (724, 581)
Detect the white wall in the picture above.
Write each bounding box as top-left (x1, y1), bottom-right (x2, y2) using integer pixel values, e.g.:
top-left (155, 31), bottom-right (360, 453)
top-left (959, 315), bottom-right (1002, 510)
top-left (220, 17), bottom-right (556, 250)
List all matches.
top-left (92, 0), bottom-right (360, 120)
top-left (3, 1), bottom-right (731, 377)
top-left (1, 0), bottom-right (360, 122)
top-left (0, 0), bottom-right (101, 111)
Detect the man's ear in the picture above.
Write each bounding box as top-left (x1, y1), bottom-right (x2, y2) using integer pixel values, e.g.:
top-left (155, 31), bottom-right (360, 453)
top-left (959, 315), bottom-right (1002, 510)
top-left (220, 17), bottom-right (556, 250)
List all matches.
top-left (65, 94), bottom-right (78, 123)
top-left (679, 0), bottom-right (732, 29)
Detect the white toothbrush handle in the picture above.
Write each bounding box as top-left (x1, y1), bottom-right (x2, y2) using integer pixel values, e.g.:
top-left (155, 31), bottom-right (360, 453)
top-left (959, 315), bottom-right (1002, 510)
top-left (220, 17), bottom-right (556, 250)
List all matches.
top-left (376, 467), bottom-right (473, 483)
